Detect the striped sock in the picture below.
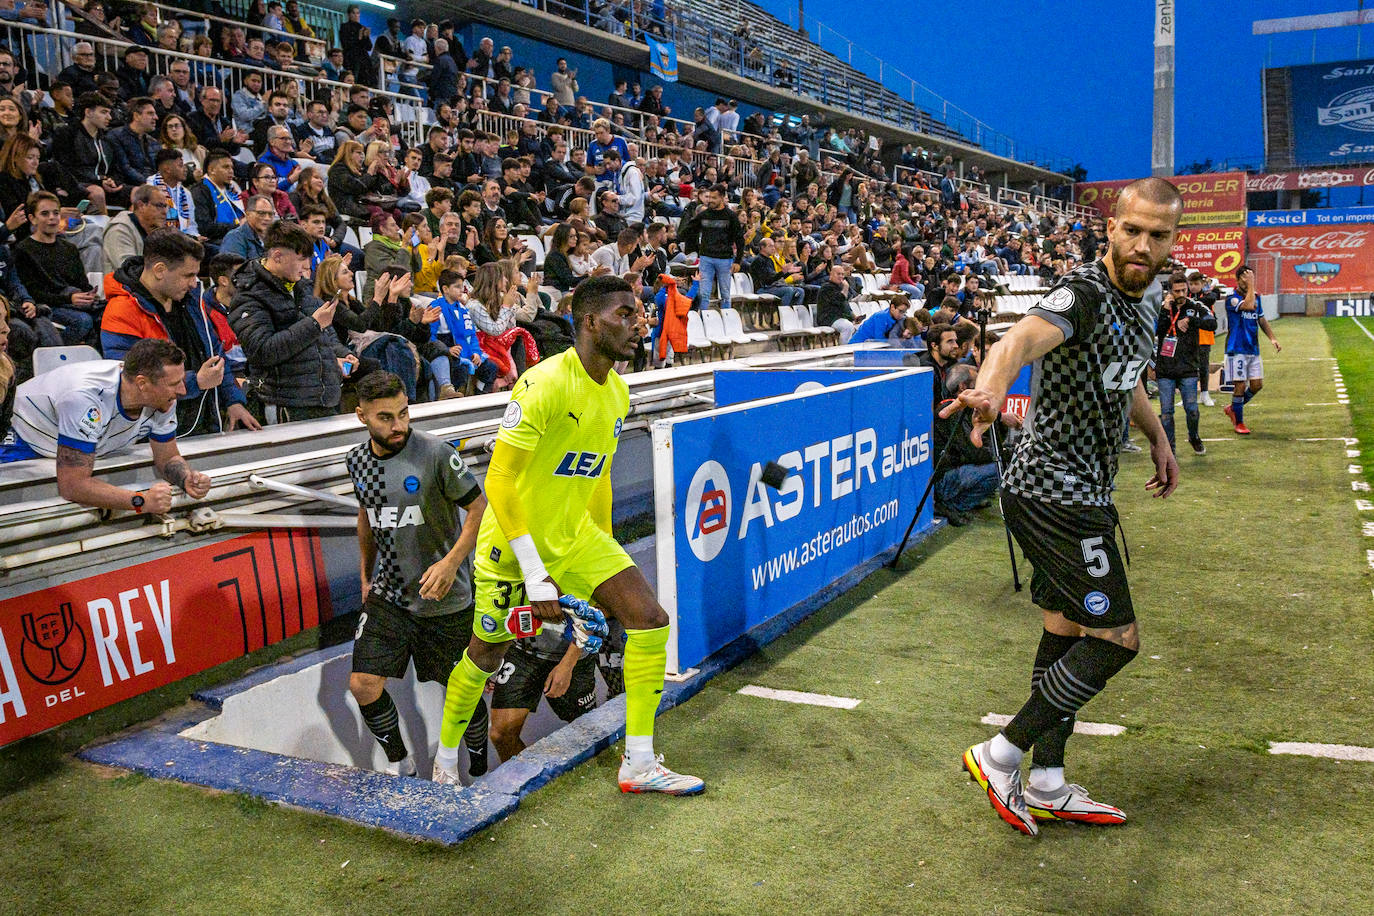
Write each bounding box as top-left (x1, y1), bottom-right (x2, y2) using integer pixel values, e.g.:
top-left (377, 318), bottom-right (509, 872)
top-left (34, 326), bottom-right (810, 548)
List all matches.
top-left (1003, 637), bottom-right (1137, 752)
top-left (1029, 630), bottom-right (1081, 769)
top-left (358, 690), bottom-right (408, 763)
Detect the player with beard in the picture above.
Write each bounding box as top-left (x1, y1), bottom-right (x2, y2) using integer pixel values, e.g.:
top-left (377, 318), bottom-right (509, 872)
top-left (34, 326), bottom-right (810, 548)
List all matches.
top-left (346, 371), bottom-right (492, 779)
top-left (434, 276), bottom-right (703, 794)
top-left (942, 178), bottom-right (1183, 836)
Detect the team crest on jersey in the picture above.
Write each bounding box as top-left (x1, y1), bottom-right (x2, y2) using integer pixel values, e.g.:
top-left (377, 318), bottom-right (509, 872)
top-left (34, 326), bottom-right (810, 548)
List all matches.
top-left (404, 475), bottom-right (420, 493)
top-left (613, 417), bottom-right (623, 438)
top-left (1083, 591), bottom-right (1111, 616)
top-left (501, 401), bottom-right (523, 429)
top-left (1038, 287), bottom-right (1076, 313)
top-left (480, 614), bottom-right (498, 633)
top-left (489, 546), bottom-right (501, 562)
top-left (554, 451), bottom-right (607, 478)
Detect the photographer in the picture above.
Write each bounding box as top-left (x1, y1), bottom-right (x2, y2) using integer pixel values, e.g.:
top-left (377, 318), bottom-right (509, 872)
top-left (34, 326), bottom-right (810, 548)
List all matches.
top-left (1156, 270), bottom-right (1214, 455)
top-left (933, 363), bottom-right (1019, 526)
top-left (1186, 269), bottom-right (1218, 407)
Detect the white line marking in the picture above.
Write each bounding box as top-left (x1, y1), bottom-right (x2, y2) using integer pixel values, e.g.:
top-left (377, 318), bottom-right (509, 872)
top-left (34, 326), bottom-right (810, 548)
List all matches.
top-left (1353, 317), bottom-right (1374, 344)
top-left (1356, 481), bottom-right (1372, 492)
top-left (981, 713), bottom-right (1125, 736)
top-left (737, 685), bottom-right (860, 709)
top-left (1201, 437), bottom-right (1235, 442)
top-left (1307, 357), bottom-right (1338, 360)
top-left (1357, 499), bottom-right (1373, 511)
top-left (1296, 437), bottom-right (1359, 443)
top-left (1361, 522), bottom-right (1374, 537)
top-left (1368, 549), bottom-right (1374, 570)
top-left (1270, 742), bottom-right (1374, 762)
top-left (1350, 450), bottom-right (1363, 458)
top-left (1351, 465), bottom-right (1365, 475)
top-left (1306, 402), bottom-right (1341, 406)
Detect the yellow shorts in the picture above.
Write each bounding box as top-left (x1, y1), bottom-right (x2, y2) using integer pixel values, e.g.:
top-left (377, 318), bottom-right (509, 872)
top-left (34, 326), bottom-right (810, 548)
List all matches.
top-left (472, 526), bottom-right (634, 644)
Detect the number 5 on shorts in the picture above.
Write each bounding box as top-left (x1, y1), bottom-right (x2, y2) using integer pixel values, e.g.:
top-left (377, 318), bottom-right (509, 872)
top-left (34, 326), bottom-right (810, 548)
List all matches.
top-left (1081, 536), bottom-right (1110, 578)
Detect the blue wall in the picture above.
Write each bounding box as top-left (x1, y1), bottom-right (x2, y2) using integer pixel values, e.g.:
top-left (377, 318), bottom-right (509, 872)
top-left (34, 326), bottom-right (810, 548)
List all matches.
top-left (1287, 57), bottom-right (1374, 167)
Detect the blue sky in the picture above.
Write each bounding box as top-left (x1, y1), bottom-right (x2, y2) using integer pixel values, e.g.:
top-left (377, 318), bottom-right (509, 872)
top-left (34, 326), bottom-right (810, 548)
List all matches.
top-left (751, 0), bottom-right (1374, 179)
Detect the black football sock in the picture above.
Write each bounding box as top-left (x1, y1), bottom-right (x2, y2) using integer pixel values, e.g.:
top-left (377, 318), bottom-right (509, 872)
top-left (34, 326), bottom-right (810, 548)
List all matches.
top-left (358, 690), bottom-right (409, 763)
top-left (1003, 636), bottom-right (1137, 753)
top-left (464, 695), bottom-right (490, 777)
top-left (1028, 630), bottom-right (1081, 769)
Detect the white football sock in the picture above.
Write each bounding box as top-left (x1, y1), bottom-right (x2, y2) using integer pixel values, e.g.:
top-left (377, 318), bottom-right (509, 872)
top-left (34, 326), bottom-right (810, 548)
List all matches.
top-left (625, 735), bottom-right (655, 771)
top-left (434, 743), bottom-right (459, 773)
top-left (1028, 766), bottom-right (1066, 793)
top-left (988, 732), bottom-right (1025, 769)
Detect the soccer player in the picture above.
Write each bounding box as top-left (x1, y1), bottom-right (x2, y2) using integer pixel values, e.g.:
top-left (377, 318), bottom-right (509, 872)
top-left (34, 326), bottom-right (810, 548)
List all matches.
top-left (433, 275), bottom-right (703, 794)
top-left (942, 177), bottom-right (1183, 836)
top-left (346, 371), bottom-right (491, 779)
top-left (488, 624), bottom-right (600, 761)
top-left (1222, 265), bottom-right (1281, 436)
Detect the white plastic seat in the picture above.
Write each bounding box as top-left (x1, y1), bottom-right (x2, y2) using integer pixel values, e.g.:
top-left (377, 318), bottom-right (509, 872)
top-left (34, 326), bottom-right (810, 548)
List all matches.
top-left (517, 235), bottom-right (545, 267)
top-left (356, 227), bottom-right (373, 247)
top-left (87, 271), bottom-right (105, 293)
top-left (721, 308), bottom-right (768, 343)
top-left (700, 308), bottom-right (736, 350)
top-left (776, 306), bottom-right (810, 349)
top-left (685, 309), bottom-right (717, 361)
top-left (33, 345), bottom-right (101, 377)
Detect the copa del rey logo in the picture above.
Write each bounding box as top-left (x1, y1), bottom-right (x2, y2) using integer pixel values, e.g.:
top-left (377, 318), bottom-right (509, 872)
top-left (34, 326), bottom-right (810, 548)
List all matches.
top-left (1254, 230), bottom-right (1370, 252)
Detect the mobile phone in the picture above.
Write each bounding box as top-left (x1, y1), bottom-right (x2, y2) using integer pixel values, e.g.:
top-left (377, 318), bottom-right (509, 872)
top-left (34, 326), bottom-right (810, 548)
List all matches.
top-left (341, 360), bottom-right (353, 377)
top-left (76, 199), bottom-right (91, 214)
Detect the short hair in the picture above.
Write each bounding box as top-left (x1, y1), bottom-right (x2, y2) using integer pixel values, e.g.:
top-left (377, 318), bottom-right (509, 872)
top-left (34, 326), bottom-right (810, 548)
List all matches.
top-left (939, 295), bottom-right (962, 310)
top-left (425, 187), bottom-right (454, 208)
top-left (437, 268), bottom-right (463, 289)
top-left (954, 322), bottom-right (978, 344)
top-left (130, 184), bottom-right (163, 207)
top-left (155, 147), bottom-right (183, 168)
top-left (24, 189), bottom-right (59, 216)
top-left (945, 363), bottom-right (977, 395)
top-left (149, 75), bottom-right (173, 93)
top-left (127, 96), bottom-right (155, 117)
top-left (1116, 176), bottom-right (1184, 217)
top-left (264, 220), bottom-right (314, 257)
top-left (204, 150), bottom-right (232, 172)
top-left (457, 189), bottom-right (481, 210)
top-left (298, 203), bottom-right (329, 222)
top-left (927, 323), bottom-right (957, 346)
top-left (710, 182), bottom-right (729, 196)
top-left (568, 275), bottom-right (633, 328)
top-left (77, 91), bottom-right (109, 116)
top-left (207, 252), bottom-right (245, 282)
top-left (356, 370), bottom-right (405, 403)
top-left (617, 227), bottom-right (640, 247)
top-left (122, 338), bottom-right (185, 380)
top-left (143, 228), bottom-right (205, 268)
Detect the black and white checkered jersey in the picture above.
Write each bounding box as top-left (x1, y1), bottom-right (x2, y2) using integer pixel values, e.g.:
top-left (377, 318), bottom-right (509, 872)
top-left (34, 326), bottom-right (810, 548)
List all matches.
top-left (1003, 260), bottom-right (1161, 508)
top-left (347, 429), bottom-right (482, 617)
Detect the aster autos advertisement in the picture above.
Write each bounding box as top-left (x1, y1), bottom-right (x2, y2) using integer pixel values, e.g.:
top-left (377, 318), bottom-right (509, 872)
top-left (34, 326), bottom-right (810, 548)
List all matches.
top-left (1246, 224), bottom-right (1374, 293)
top-left (1074, 172), bottom-right (1246, 226)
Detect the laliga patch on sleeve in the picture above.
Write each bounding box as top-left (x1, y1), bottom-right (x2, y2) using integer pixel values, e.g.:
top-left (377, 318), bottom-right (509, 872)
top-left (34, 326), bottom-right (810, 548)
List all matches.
top-left (1037, 287), bottom-right (1076, 314)
top-left (449, 452), bottom-right (464, 472)
top-left (501, 401), bottom-right (523, 429)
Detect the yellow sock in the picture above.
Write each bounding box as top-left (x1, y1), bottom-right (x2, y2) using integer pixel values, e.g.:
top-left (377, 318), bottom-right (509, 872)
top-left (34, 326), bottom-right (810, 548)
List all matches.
top-left (623, 625), bottom-right (669, 739)
top-left (439, 650), bottom-right (492, 750)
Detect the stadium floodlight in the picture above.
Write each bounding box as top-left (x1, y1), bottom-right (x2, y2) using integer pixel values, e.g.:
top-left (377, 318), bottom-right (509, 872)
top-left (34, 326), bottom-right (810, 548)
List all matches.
top-left (354, 0), bottom-right (397, 10)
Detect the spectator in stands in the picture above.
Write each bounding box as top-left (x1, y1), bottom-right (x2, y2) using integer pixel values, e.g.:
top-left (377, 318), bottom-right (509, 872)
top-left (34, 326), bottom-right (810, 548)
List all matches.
top-left (926, 272), bottom-right (961, 315)
top-left (592, 226), bottom-right (653, 277)
top-left (336, 261), bottom-right (427, 399)
top-left (932, 363), bottom-right (1017, 525)
top-left (339, 5), bottom-right (375, 87)
top-left (108, 97), bottom-right (161, 187)
top-left (593, 188), bottom-right (628, 239)
top-left (244, 164), bottom-right (293, 222)
top-left (678, 183), bottom-right (744, 312)
top-left (293, 99), bottom-right (337, 164)
top-left (232, 72), bottom-right (267, 128)
top-left (57, 42), bottom-right (101, 97)
top-left (888, 245), bottom-right (922, 298)
top-left (192, 151), bottom-right (245, 247)
top-left (0, 135), bottom-right (47, 231)
top-left (249, 91), bottom-right (294, 157)
top-left (100, 229), bottom-right (259, 434)
top-left (466, 260), bottom-right (539, 385)
top-left (585, 118), bottom-right (629, 181)
top-left (816, 264), bottom-right (857, 342)
top-left (158, 115), bottom-right (206, 181)
top-left (429, 267), bottom-right (497, 395)
top-left (258, 125), bottom-right (304, 191)
top-left (220, 193), bottom-right (276, 261)
top-left (115, 47), bottom-right (152, 101)
top-left (188, 87), bottom-right (248, 157)
top-left (103, 183), bottom-right (170, 273)
top-left (328, 140), bottom-right (388, 223)
top-left (540, 222), bottom-right (581, 293)
top-left (428, 39), bottom-right (460, 103)
top-left (361, 211), bottom-right (413, 301)
top-left (230, 220), bottom-right (356, 422)
top-left (748, 237), bottom-right (803, 308)
top-left (849, 295), bottom-right (912, 345)
top-left (148, 76), bottom-right (184, 124)
top-left (550, 58), bottom-right (578, 108)
top-left (148, 149), bottom-right (201, 239)
top-left (16, 191), bottom-right (99, 346)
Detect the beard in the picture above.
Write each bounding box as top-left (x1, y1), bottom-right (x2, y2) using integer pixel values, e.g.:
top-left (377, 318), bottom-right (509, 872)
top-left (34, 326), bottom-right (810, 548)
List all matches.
top-left (371, 428), bottom-right (408, 455)
top-left (1108, 244), bottom-right (1166, 296)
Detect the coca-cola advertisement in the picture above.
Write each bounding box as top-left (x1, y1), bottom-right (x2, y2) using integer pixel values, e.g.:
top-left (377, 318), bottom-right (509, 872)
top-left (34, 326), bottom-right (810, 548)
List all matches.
top-left (1246, 167), bottom-right (1374, 192)
top-left (1246, 225), bottom-right (1374, 293)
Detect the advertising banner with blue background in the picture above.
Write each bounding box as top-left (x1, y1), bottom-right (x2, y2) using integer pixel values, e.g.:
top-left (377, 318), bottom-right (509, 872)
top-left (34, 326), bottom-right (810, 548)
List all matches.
top-left (645, 36), bottom-right (678, 82)
top-left (1289, 58), bottom-right (1374, 166)
top-left (713, 367), bottom-right (889, 407)
top-left (1249, 206), bottom-right (1374, 227)
top-left (652, 369), bottom-right (935, 672)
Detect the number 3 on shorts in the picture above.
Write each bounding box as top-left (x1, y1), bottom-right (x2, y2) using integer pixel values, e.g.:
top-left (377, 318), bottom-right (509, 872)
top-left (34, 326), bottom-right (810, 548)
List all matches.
top-left (1080, 536), bottom-right (1110, 578)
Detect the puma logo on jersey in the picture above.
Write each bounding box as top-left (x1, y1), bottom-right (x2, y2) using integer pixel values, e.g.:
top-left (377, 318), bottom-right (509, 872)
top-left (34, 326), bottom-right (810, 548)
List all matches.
top-left (567, 411), bottom-right (581, 426)
top-left (554, 451), bottom-right (606, 478)
top-left (367, 506), bottom-right (424, 528)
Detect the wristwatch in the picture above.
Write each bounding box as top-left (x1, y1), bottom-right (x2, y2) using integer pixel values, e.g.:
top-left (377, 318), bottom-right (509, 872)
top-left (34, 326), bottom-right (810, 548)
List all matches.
top-left (131, 492), bottom-right (145, 514)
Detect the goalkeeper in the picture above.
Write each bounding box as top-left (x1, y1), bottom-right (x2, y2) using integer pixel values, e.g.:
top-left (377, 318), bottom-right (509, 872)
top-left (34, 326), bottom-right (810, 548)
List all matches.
top-left (433, 276), bottom-right (703, 795)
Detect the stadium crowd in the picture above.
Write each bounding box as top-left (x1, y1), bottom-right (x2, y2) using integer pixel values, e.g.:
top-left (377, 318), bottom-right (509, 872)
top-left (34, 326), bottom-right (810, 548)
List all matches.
top-left (0, 2), bottom-right (1097, 460)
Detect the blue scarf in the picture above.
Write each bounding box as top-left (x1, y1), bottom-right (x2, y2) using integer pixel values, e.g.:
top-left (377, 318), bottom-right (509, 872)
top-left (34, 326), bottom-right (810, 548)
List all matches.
top-left (202, 177), bottom-right (243, 226)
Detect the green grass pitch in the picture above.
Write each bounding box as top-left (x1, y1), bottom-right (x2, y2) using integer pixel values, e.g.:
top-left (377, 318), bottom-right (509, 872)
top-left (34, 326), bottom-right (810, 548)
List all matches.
top-left (2, 318), bottom-right (1373, 914)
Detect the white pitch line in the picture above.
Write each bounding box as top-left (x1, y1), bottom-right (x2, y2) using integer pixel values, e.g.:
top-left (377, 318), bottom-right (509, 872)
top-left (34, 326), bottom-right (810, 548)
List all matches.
top-left (981, 713), bottom-right (1124, 737)
top-left (1306, 402), bottom-right (1341, 406)
top-left (737, 685), bottom-right (860, 709)
top-left (1353, 317), bottom-right (1374, 345)
top-left (1296, 437), bottom-right (1358, 443)
top-left (1270, 742), bottom-right (1374, 763)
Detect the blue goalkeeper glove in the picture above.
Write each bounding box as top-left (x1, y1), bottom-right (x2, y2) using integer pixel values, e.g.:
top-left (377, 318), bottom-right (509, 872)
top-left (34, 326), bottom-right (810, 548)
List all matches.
top-left (559, 594), bottom-right (609, 656)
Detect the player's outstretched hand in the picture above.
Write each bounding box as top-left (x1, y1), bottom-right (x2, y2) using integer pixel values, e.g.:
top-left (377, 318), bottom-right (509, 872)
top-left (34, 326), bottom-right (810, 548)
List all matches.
top-left (1144, 440), bottom-right (1180, 499)
top-left (418, 556), bottom-right (458, 601)
top-left (939, 387), bottom-right (1001, 447)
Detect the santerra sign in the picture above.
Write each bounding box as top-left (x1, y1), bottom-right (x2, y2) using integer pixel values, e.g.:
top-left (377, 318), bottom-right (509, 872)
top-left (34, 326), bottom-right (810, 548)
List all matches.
top-left (0, 531), bottom-right (331, 746)
top-left (1246, 168), bottom-right (1374, 191)
top-left (1074, 172), bottom-right (1246, 226)
top-left (1247, 225), bottom-right (1374, 293)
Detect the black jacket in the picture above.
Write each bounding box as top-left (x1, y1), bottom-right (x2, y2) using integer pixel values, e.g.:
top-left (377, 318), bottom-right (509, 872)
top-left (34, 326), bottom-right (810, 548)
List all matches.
top-left (678, 205), bottom-right (744, 262)
top-left (52, 123), bottom-right (114, 189)
top-left (816, 280), bottom-right (853, 327)
top-left (747, 254), bottom-right (786, 290)
top-left (227, 260), bottom-right (349, 409)
top-left (1153, 296), bottom-right (1216, 379)
top-left (327, 162), bottom-right (390, 220)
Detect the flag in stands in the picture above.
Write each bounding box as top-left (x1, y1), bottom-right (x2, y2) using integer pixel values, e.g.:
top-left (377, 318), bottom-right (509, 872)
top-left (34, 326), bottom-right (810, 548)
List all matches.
top-left (645, 35), bottom-right (678, 82)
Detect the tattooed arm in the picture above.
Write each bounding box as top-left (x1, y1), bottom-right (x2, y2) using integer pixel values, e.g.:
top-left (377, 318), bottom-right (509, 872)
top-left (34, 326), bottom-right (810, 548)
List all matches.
top-left (54, 445), bottom-right (159, 511)
top-left (151, 439), bottom-right (212, 499)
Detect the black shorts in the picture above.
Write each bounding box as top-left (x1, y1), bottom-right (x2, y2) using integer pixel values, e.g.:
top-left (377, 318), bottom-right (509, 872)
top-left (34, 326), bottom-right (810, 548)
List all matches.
top-left (491, 646), bottom-right (598, 722)
top-left (1002, 490), bottom-right (1135, 629)
top-left (351, 594), bottom-right (473, 684)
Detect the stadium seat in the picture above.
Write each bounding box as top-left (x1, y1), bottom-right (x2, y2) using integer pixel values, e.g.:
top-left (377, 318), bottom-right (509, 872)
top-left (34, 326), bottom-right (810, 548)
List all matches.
top-left (685, 309), bottom-right (719, 361)
top-left (87, 271), bottom-right (105, 293)
top-left (721, 308), bottom-right (769, 344)
top-left (518, 235), bottom-right (545, 267)
top-left (797, 304), bottom-right (839, 345)
top-left (33, 345), bottom-right (101, 377)
top-left (699, 308), bottom-right (736, 357)
top-left (776, 306), bottom-right (818, 350)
